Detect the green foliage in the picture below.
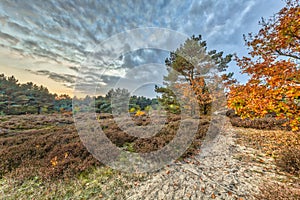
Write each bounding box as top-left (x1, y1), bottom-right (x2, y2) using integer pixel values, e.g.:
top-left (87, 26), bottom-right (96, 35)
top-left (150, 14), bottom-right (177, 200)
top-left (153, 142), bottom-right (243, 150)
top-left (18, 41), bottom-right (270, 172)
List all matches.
top-left (0, 74), bottom-right (56, 115)
top-left (122, 142), bottom-right (135, 152)
top-left (0, 166), bottom-right (146, 200)
top-left (54, 94), bottom-right (72, 112)
top-left (144, 105), bottom-right (152, 113)
top-left (95, 89), bottom-right (159, 114)
top-left (129, 95), bottom-right (154, 110)
top-left (168, 104), bottom-right (180, 114)
top-left (155, 85), bottom-right (180, 113)
top-left (0, 73), bottom-right (161, 115)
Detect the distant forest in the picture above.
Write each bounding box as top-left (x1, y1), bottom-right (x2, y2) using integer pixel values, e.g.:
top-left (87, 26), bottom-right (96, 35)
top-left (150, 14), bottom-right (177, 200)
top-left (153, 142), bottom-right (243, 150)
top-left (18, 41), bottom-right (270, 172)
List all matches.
top-left (0, 74), bottom-right (158, 115)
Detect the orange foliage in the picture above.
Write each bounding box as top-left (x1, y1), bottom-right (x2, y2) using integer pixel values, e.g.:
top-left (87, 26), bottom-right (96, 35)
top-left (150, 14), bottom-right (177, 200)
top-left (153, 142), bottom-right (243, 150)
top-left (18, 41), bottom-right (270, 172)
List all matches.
top-left (174, 77), bottom-right (212, 114)
top-left (228, 0), bottom-right (300, 131)
top-left (135, 110), bottom-right (146, 117)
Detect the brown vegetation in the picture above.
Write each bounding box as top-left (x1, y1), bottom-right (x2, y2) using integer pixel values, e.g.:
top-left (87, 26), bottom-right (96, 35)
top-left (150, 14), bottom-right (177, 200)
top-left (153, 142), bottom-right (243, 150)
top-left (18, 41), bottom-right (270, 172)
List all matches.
top-left (226, 109), bottom-right (292, 131)
top-left (0, 113), bottom-right (208, 182)
top-left (0, 114), bottom-right (101, 181)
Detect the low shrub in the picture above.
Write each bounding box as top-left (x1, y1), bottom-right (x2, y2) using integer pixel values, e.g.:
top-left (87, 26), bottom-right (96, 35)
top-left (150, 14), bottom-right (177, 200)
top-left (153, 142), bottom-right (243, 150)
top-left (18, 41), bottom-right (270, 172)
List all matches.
top-left (276, 146), bottom-right (300, 176)
top-left (0, 114), bottom-right (101, 182)
top-left (227, 111), bottom-right (291, 131)
top-left (1, 113), bottom-right (209, 182)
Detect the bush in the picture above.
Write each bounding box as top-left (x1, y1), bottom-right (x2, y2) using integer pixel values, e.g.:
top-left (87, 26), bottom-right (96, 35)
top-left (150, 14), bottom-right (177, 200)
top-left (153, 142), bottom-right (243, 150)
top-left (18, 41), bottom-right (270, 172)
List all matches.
top-left (276, 147), bottom-right (300, 176)
top-left (228, 115), bottom-right (290, 131)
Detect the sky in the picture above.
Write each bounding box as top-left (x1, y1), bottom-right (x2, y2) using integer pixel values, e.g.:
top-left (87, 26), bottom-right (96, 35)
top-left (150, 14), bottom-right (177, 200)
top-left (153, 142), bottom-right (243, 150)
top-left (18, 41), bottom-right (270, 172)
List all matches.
top-left (0, 0), bottom-right (286, 97)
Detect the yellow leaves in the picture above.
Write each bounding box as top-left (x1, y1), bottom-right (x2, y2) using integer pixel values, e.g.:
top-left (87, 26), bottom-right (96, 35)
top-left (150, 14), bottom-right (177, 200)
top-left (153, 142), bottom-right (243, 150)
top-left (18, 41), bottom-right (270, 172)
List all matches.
top-left (50, 156), bottom-right (58, 167)
top-left (291, 119), bottom-right (300, 131)
top-left (286, 88), bottom-right (296, 98)
top-left (51, 152), bottom-right (70, 167)
top-left (129, 107), bottom-right (136, 113)
top-left (135, 110), bottom-right (146, 117)
top-left (261, 110), bottom-right (268, 115)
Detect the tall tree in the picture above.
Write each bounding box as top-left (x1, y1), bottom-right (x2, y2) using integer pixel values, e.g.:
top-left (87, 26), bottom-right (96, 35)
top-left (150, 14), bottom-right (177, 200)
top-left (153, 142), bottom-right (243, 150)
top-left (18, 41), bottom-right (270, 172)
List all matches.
top-left (0, 75), bottom-right (20, 114)
top-left (227, 0), bottom-right (300, 131)
top-left (27, 85), bottom-right (55, 114)
top-left (156, 35), bottom-right (233, 115)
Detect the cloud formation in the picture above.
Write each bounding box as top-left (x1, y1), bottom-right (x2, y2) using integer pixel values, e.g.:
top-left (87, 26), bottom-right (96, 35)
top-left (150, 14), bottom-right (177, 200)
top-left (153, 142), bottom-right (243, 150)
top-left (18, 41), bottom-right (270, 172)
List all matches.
top-left (0, 0), bottom-right (285, 96)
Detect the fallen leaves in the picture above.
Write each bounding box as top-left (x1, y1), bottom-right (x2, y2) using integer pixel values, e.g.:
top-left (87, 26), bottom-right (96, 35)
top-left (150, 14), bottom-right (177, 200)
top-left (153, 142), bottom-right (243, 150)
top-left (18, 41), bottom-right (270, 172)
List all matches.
top-left (236, 128), bottom-right (300, 157)
top-left (201, 187), bottom-right (205, 193)
top-left (211, 193), bottom-right (216, 199)
top-left (50, 156), bottom-right (58, 167)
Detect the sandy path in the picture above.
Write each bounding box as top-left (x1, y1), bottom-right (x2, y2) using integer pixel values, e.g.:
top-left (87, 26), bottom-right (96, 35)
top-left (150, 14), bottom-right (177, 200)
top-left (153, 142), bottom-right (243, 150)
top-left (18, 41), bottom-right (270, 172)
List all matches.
top-left (125, 116), bottom-right (279, 199)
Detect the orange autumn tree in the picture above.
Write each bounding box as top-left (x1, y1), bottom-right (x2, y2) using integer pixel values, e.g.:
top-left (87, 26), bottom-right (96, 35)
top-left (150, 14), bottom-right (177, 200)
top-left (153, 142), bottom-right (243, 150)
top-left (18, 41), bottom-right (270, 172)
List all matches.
top-left (228, 0), bottom-right (300, 131)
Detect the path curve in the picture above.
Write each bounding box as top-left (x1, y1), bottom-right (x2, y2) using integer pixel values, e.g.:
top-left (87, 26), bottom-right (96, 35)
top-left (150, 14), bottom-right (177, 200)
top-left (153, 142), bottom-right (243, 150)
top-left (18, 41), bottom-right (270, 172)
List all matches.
top-left (125, 116), bottom-right (274, 199)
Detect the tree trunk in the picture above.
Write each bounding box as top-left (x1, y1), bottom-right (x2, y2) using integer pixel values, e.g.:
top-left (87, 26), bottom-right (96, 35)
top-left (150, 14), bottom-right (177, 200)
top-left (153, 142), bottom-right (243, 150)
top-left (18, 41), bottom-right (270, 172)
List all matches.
top-left (203, 103), bottom-right (208, 115)
top-left (37, 106), bottom-right (41, 114)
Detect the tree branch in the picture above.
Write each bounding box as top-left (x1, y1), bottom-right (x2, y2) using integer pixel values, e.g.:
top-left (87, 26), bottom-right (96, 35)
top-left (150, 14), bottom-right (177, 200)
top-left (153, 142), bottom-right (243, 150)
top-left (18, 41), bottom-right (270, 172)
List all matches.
top-left (275, 50), bottom-right (300, 60)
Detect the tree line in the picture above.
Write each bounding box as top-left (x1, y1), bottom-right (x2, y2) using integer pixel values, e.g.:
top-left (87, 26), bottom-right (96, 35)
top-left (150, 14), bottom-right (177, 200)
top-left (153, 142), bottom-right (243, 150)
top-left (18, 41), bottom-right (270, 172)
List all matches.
top-left (0, 74), bottom-right (159, 115)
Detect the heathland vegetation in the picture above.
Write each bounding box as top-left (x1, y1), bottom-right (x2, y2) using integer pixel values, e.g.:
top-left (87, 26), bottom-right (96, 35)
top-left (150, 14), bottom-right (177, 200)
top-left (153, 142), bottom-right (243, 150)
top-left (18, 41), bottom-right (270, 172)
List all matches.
top-left (0, 0), bottom-right (299, 199)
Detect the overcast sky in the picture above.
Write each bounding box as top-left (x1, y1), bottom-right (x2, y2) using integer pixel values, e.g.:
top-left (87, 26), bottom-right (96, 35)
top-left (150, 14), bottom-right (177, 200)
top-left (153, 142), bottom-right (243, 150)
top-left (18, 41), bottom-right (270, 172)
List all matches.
top-left (0, 0), bottom-right (286, 97)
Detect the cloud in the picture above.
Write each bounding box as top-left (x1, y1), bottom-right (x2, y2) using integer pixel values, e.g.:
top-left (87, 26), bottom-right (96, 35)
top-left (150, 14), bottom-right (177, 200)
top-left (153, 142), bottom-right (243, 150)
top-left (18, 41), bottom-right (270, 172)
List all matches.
top-left (69, 66), bottom-right (79, 72)
top-left (27, 69), bottom-right (77, 85)
top-left (7, 21), bottom-right (32, 35)
top-left (0, 0), bottom-right (286, 96)
top-left (0, 31), bottom-right (19, 45)
top-left (121, 49), bottom-right (168, 69)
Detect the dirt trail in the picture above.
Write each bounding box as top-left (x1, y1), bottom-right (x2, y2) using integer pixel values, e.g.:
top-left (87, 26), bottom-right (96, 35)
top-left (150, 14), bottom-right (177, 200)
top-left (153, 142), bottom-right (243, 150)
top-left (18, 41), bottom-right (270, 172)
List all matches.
top-left (125, 117), bottom-right (281, 200)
